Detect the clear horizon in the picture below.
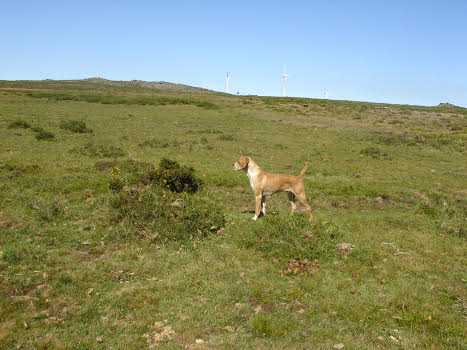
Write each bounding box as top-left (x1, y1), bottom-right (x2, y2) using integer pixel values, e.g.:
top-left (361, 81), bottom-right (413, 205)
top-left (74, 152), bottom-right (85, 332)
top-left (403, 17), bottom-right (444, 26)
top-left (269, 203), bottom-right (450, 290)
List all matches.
top-left (1, 1), bottom-right (466, 107)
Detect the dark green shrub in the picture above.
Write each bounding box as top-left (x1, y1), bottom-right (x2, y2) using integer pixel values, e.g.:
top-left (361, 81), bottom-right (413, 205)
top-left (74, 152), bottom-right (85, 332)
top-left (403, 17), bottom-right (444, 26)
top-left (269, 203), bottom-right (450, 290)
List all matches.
top-left (360, 146), bottom-right (390, 159)
top-left (8, 120), bottom-right (31, 129)
top-left (34, 128), bottom-right (56, 141)
top-left (59, 120), bottom-right (92, 133)
top-left (148, 158), bottom-right (202, 193)
top-left (71, 142), bottom-right (126, 158)
top-left (138, 139), bottom-right (180, 149)
top-left (218, 134), bottom-right (235, 141)
top-left (240, 214), bottom-right (344, 262)
top-left (110, 186), bottom-right (224, 243)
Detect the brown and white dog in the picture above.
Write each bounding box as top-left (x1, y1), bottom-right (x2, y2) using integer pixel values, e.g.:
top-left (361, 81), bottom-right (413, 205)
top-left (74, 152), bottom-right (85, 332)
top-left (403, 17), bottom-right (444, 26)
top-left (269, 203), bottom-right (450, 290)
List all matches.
top-left (233, 156), bottom-right (312, 220)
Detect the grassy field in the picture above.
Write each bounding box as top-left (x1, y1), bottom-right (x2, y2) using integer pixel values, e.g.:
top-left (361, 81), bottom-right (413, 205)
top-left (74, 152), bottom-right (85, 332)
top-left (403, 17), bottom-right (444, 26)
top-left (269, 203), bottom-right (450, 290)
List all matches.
top-left (0, 80), bottom-right (466, 349)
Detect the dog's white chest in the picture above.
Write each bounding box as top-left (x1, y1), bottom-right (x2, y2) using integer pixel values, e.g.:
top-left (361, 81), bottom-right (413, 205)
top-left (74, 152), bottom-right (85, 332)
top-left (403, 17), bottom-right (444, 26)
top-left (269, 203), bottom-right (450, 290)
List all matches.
top-left (247, 173), bottom-right (255, 189)
top-left (247, 169), bottom-right (259, 191)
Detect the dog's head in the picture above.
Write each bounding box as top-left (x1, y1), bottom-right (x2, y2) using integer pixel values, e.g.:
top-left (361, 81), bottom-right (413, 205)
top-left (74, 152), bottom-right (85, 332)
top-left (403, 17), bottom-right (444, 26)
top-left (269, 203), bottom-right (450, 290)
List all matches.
top-left (233, 155), bottom-right (250, 171)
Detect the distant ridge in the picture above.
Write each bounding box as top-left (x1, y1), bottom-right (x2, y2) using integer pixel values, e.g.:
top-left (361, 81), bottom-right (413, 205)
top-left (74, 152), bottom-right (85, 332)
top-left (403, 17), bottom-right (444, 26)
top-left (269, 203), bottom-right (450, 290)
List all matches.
top-left (82, 77), bottom-right (214, 93)
top-left (437, 102), bottom-right (463, 109)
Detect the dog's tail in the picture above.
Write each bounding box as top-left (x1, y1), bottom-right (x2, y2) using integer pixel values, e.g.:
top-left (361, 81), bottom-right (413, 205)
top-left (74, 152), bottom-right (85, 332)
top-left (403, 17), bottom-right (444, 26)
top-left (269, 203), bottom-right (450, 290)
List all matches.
top-left (299, 161), bottom-right (310, 177)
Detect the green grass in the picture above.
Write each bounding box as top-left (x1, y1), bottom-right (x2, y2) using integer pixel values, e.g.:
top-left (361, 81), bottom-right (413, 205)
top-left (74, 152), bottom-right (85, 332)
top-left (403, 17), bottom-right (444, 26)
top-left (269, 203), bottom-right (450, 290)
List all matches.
top-left (0, 80), bottom-right (466, 349)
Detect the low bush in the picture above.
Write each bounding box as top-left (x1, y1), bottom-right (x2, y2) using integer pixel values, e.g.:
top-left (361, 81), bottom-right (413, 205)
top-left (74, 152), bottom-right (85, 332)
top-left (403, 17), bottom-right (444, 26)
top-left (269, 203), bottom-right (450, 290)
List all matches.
top-left (109, 167), bottom-right (125, 193)
top-left (33, 127), bottom-right (56, 141)
top-left (59, 120), bottom-right (92, 133)
top-left (239, 214), bottom-right (344, 262)
top-left (218, 134), bottom-right (235, 141)
top-left (110, 186), bottom-right (224, 243)
top-left (138, 138), bottom-right (181, 149)
top-left (146, 158), bottom-right (202, 193)
top-left (360, 146), bottom-right (390, 160)
top-left (8, 120), bottom-right (31, 129)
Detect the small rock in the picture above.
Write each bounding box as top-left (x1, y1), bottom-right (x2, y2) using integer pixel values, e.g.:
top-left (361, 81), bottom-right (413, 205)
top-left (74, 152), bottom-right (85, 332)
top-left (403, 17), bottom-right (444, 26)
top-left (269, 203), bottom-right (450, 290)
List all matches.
top-left (333, 343), bottom-right (345, 349)
top-left (170, 199), bottom-right (184, 208)
top-left (336, 243), bottom-right (353, 256)
top-left (389, 335), bottom-right (399, 343)
top-left (377, 336), bottom-right (384, 342)
top-left (195, 338), bottom-right (204, 344)
top-left (96, 336), bottom-right (103, 343)
top-left (224, 326), bottom-right (235, 332)
top-left (216, 227), bottom-right (225, 235)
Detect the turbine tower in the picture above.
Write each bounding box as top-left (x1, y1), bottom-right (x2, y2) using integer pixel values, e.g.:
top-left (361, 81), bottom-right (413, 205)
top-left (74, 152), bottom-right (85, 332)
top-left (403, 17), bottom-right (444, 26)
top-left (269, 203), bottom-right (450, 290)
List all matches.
top-left (324, 88), bottom-right (329, 99)
top-left (225, 72), bottom-right (231, 93)
top-left (281, 65), bottom-right (288, 97)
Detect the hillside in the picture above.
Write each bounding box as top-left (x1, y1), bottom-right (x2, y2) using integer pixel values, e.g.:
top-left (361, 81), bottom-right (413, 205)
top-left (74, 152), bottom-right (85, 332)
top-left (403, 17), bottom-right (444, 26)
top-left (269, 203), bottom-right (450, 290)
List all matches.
top-left (0, 80), bottom-right (466, 349)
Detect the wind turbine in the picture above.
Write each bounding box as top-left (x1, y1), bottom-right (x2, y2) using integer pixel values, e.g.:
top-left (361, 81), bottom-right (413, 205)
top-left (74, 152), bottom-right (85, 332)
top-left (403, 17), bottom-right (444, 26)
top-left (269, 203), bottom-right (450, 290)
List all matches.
top-left (281, 65), bottom-right (288, 97)
top-left (225, 72), bottom-right (231, 93)
top-left (324, 88), bottom-right (329, 99)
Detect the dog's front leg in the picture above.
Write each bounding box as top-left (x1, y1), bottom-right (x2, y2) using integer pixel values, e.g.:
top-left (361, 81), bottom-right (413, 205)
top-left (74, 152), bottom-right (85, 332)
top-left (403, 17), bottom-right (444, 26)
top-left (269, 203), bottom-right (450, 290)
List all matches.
top-left (253, 193), bottom-right (262, 220)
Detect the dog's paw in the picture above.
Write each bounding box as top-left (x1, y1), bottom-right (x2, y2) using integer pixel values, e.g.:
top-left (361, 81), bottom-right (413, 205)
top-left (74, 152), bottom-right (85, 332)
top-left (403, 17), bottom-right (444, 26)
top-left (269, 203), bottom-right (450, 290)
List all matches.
top-left (252, 215), bottom-right (258, 221)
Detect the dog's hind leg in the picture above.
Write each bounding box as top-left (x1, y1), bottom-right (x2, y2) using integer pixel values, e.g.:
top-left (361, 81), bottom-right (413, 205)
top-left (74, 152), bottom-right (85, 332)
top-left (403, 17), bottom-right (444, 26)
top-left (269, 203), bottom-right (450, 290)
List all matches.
top-left (295, 192), bottom-right (313, 221)
top-left (295, 192), bottom-right (311, 211)
top-left (287, 192), bottom-right (297, 212)
top-left (261, 195), bottom-right (267, 216)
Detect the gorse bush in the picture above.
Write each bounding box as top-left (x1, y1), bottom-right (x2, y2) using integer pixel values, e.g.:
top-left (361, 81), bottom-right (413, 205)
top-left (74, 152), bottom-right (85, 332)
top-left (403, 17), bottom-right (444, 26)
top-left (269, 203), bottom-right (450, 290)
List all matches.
top-left (109, 167), bottom-right (125, 193)
top-left (138, 138), bottom-right (181, 149)
top-left (33, 127), bottom-right (55, 141)
top-left (360, 146), bottom-right (390, 160)
top-left (59, 120), bottom-right (93, 133)
top-left (110, 186), bottom-right (224, 243)
top-left (147, 158), bottom-right (202, 193)
top-left (218, 134), bottom-right (235, 141)
top-left (8, 120), bottom-right (31, 129)
top-left (108, 158), bottom-right (219, 243)
top-left (240, 214), bottom-right (344, 262)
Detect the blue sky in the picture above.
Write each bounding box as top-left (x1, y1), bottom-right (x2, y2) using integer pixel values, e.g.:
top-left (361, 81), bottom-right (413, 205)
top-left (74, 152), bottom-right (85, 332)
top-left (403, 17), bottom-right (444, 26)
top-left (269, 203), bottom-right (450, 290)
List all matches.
top-left (1, 1), bottom-right (466, 106)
